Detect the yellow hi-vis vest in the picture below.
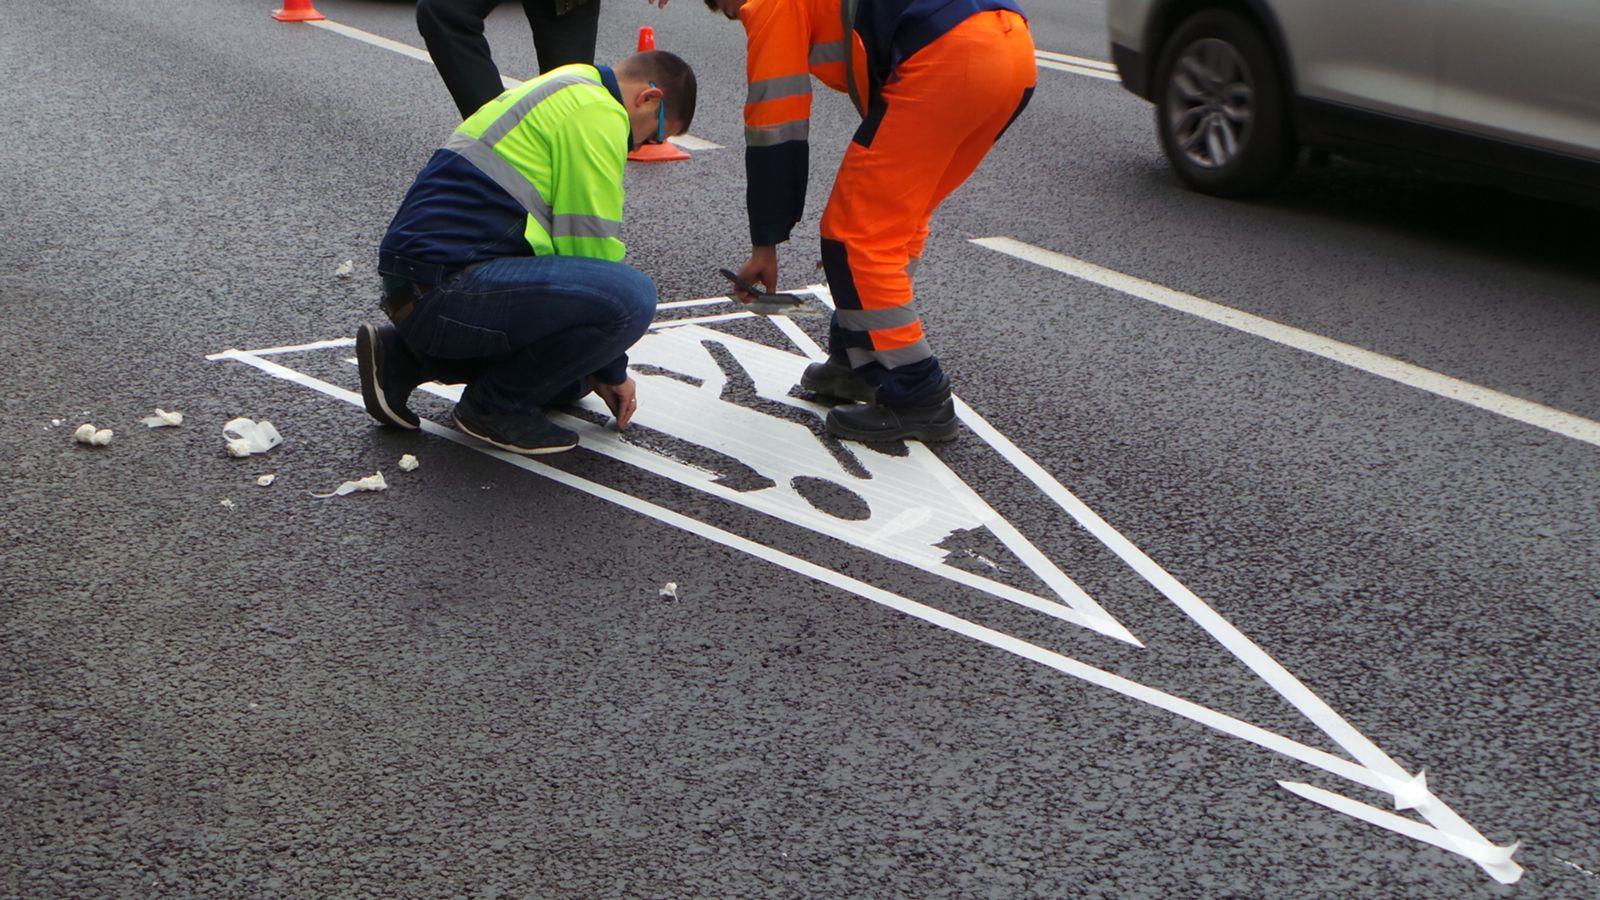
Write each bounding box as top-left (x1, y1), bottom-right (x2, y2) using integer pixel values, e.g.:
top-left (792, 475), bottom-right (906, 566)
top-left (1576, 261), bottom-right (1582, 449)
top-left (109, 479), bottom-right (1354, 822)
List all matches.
top-left (443, 64), bottom-right (628, 260)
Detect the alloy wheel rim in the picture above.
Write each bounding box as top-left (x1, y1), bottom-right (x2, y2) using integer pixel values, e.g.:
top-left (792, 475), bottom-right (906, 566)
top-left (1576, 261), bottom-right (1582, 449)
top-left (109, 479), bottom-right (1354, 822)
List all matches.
top-left (1166, 38), bottom-right (1255, 169)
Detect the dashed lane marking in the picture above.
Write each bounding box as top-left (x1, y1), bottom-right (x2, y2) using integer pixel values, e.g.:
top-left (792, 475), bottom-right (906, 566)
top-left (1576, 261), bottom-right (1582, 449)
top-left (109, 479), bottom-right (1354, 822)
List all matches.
top-left (974, 236), bottom-right (1600, 450)
top-left (1036, 49), bottom-right (1119, 81)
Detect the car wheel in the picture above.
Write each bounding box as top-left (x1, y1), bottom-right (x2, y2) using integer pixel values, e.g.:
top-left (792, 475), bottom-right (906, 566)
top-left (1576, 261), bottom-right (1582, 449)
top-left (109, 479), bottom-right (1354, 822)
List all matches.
top-left (1154, 10), bottom-right (1294, 197)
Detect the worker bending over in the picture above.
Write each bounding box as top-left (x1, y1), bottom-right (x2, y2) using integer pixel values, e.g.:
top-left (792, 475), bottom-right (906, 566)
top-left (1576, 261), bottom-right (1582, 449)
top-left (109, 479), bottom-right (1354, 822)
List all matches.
top-left (358, 51), bottom-right (697, 454)
top-left (697, 0), bottom-right (1036, 442)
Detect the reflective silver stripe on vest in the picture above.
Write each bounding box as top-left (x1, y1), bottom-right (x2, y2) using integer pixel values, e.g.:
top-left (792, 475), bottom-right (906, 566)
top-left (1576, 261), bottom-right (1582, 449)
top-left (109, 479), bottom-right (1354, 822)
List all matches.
top-left (745, 120), bottom-right (810, 147)
top-left (443, 131), bottom-right (553, 234)
top-left (808, 40), bottom-right (847, 65)
top-left (479, 73), bottom-right (595, 146)
top-left (552, 213), bottom-right (621, 241)
top-left (834, 305), bottom-right (920, 331)
top-left (746, 73), bottom-right (812, 105)
top-left (846, 340), bottom-right (933, 370)
top-left (839, 0), bottom-right (864, 116)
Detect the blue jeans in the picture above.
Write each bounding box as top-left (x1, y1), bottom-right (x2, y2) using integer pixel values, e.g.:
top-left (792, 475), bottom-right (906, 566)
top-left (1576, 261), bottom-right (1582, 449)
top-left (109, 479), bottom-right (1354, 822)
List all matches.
top-left (393, 255), bottom-right (656, 415)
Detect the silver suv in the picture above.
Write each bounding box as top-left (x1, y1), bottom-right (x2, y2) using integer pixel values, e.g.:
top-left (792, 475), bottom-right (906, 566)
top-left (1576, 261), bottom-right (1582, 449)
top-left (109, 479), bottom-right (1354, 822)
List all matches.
top-left (1108, 0), bottom-right (1600, 203)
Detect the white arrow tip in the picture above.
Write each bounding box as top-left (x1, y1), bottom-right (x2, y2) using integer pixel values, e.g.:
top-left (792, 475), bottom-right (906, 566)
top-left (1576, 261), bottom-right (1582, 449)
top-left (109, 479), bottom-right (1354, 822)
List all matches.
top-left (1391, 769), bottom-right (1432, 811)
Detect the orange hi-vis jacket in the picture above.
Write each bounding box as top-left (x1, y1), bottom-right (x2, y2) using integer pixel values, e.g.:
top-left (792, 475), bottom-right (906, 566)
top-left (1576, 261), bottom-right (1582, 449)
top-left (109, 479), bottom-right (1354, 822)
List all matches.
top-left (739, 0), bottom-right (1024, 246)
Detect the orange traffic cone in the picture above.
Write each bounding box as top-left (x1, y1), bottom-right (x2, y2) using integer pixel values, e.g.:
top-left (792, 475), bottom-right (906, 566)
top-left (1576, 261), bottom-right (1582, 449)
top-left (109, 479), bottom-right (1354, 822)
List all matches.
top-left (272, 0), bottom-right (325, 22)
top-left (628, 26), bottom-right (690, 163)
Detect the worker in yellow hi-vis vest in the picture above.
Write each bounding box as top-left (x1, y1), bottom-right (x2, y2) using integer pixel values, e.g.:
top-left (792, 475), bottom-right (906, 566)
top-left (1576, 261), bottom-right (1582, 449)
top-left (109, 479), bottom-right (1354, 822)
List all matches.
top-left (357, 52), bottom-right (698, 455)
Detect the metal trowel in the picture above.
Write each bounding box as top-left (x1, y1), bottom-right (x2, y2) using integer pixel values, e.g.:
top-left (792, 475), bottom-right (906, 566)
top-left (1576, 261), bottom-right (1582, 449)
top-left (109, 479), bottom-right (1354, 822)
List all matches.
top-left (717, 268), bottom-right (826, 318)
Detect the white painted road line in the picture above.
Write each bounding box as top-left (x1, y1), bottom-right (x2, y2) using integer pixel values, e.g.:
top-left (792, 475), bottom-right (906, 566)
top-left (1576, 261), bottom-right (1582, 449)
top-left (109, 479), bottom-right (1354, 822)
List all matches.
top-left (974, 236), bottom-right (1600, 450)
top-left (304, 18), bottom-right (722, 149)
top-left (1036, 49), bottom-right (1119, 82)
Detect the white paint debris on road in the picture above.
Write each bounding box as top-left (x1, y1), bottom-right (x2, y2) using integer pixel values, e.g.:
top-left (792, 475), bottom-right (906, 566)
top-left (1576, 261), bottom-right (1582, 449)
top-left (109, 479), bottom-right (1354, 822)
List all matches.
top-left (312, 471), bottom-right (388, 498)
top-left (223, 417), bottom-right (282, 458)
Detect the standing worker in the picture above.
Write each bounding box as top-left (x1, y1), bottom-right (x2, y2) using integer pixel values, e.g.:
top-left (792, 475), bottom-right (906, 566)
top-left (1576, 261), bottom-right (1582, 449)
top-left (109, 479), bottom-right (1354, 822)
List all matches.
top-left (357, 52), bottom-right (698, 454)
top-left (418, 0), bottom-right (604, 118)
top-left (685, 0), bottom-right (1035, 442)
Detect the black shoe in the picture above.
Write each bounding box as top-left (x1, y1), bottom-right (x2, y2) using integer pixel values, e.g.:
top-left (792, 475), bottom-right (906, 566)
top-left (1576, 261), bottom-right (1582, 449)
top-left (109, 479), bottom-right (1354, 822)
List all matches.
top-left (452, 400), bottom-right (578, 455)
top-left (825, 390), bottom-right (959, 443)
top-left (800, 359), bottom-right (876, 403)
top-left (356, 322), bottom-right (423, 430)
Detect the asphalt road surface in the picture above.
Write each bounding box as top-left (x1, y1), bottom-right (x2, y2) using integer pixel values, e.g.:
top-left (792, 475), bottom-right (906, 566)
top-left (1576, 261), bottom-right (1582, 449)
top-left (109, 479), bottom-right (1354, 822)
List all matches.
top-left (4, 0), bottom-right (1599, 896)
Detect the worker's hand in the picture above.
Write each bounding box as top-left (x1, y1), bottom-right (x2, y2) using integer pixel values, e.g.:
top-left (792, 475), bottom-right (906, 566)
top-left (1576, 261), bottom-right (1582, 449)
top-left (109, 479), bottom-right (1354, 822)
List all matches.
top-left (589, 376), bottom-right (638, 430)
top-left (735, 245), bottom-right (778, 302)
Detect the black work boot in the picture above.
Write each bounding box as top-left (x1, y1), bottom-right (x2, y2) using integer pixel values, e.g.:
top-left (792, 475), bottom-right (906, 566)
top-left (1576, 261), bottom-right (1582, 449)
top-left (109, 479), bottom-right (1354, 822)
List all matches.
top-left (800, 358), bottom-right (876, 403)
top-left (356, 322), bottom-right (424, 430)
top-left (452, 397), bottom-right (579, 455)
top-left (825, 384), bottom-right (959, 443)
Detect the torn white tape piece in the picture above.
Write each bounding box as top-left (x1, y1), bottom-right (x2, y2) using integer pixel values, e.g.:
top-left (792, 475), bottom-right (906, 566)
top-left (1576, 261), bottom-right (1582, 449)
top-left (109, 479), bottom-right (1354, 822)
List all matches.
top-left (223, 418), bottom-right (282, 458)
top-left (220, 499), bottom-right (236, 509)
top-left (312, 471), bottom-right (388, 498)
top-left (398, 453), bottom-right (419, 472)
top-left (334, 259), bottom-right (354, 279)
top-left (142, 408), bottom-right (184, 428)
top-left (1278, 782), bottom-right (1521, 882)
top-left (659, 581), bottom-right (678, 600)
top-left (256, 474), bottom-right (276, 487)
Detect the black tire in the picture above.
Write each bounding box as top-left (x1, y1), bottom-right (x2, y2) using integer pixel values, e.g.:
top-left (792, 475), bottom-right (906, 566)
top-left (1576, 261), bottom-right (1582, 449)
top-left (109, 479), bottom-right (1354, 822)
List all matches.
top-left (1153, 9), bottom-right (1295, 197)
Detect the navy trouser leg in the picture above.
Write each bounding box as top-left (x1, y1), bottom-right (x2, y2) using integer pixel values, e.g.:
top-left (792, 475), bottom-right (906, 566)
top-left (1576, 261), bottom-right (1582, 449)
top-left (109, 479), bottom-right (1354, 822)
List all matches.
top-left (396, 256), bottom-right (656, 416)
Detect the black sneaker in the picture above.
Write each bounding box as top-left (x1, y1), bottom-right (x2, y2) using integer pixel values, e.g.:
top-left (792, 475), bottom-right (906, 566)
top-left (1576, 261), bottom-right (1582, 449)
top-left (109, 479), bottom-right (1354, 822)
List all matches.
top-left (452, 400), bottom-right (579, 455)
top-left (825, 389), bottom-right (959, 443)
top-left (800, 358), bottom-right (875, 403)
top-left (356, 322), bottom-right (423, 430)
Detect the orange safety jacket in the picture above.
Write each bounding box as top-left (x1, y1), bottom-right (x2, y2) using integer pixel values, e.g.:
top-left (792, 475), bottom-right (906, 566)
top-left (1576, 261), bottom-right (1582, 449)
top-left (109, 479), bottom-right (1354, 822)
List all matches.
top-left (739, 0), bottom-right (1024, 245)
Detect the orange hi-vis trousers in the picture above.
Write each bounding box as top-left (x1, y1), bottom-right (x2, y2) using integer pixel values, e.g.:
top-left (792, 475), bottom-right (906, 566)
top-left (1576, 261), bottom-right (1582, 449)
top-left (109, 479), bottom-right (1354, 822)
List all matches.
top-left (819, 9), bottom-right (1035, 402)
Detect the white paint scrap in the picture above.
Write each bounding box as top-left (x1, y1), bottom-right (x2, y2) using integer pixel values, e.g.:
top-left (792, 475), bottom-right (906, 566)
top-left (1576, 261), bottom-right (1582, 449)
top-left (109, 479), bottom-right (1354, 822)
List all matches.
top-left (334, 259), bottom-right (354, 278)
top-left (256, 474), bottom-right (276, 487)
top-left (74, 424), bottom-right (113, 446)
top-left (141, 408), bottom-right (184, 428)
top-left (659, 581), bottom-right (678, 600)
top-left (51, 418), bottom-right (63, 427)
top-left (223, 417), bottom-right (282, 457)
top-left (398, 453), bottom-right (419, 472)
top-left (220, 499), bottom-right (236, 509)
top-left (312, 471), bottom-right (387, 498)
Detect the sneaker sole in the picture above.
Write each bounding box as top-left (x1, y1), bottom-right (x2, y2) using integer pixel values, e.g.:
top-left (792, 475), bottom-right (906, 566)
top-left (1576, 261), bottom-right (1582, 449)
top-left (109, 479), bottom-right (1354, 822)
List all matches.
top-left (356, 323), bottom-right (420, 431)
top-left (452, 411), bottom-right (578, 455)
top-left (799, 371), bottom-right (876, 404)
top-left (824, 412), bottom-right (960, 444)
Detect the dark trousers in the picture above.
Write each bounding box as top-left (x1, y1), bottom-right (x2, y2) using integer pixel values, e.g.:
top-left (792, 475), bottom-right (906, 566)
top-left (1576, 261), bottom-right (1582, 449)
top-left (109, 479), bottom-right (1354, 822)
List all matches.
top-left (391, 256), bottom-right (656, 416)
top-left (416, 0), bottom-right (602, 119)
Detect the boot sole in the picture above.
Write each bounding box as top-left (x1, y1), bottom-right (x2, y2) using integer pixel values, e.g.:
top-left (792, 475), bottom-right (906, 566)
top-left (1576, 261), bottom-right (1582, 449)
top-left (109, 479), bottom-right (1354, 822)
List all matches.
top-left (452, 410), bottom-right (578, 455)
top-left (799, 371), bottom-right (876, 404)
top-left (356, 324), bottom-right (420, 431)
top-left (824, 412), bottom-right (960, 444)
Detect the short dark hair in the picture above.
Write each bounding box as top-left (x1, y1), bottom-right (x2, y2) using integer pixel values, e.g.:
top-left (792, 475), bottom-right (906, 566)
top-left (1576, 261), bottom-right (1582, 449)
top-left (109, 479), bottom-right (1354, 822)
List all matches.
top-left (619, 50), bottom-right (697, 134)
top-left (702, 0), bottom-right (717, 9)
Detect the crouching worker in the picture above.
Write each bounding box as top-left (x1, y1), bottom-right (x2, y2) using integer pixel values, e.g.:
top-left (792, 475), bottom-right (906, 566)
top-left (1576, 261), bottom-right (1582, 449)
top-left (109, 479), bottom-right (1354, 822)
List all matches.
top-left (357, 51), bottom-right (697, 454)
